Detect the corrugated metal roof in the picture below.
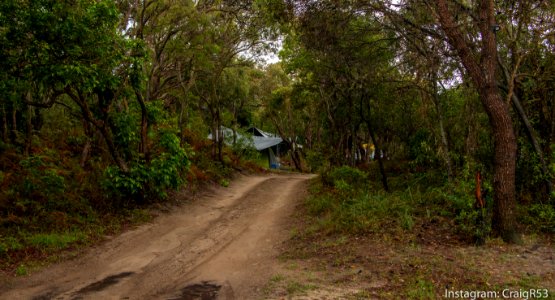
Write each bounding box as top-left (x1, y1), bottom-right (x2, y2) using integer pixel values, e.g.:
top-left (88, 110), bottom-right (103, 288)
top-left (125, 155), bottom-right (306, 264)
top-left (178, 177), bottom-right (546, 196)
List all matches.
top-left (252, 136), bottom-right (283, 150)
top-left (208, 127), bottom-right (283, 151)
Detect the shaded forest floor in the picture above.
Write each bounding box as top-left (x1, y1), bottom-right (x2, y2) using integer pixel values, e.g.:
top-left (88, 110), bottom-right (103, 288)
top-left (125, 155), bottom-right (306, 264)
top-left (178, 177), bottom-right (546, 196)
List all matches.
top-left (264, 215), bottom-right (554, 299)
top-left (262, 170), bottom-right (555, 299)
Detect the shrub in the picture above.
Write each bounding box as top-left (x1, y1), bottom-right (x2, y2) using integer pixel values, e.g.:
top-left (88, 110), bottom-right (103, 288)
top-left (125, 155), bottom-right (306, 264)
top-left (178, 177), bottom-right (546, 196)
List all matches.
top-left (0, 236), bottom-right (23, 255)
top-left (522, 204), bottom-right (555, 233)
top-left (19, 156), bottom-right (66, 201)
top-left (102, 131), bottom-right (190, 203)
top-left (306, 180), bottom-right (415, 234)
top-left (5, 155), bottom-right (68, 217)
top-left (437, 162), bottom-right (492, 242)
top-left (226, 129), bottom-right (259, 161)
top-left (408, 129), bottom-right (439, 171)
top-left (326, 165), bottom-right (368, 188)
top-left (305, 148), bottom-right (326, 173)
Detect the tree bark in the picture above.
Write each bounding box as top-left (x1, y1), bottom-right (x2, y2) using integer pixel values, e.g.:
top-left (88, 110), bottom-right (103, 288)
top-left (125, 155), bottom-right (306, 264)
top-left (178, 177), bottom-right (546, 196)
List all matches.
top-left (11, 106), bottom-right (17, 143)
top-left (432, 77), bottom-right (453, 180)
top-left (436, 0), bottom-right (520, 243)
top-left (135, 89), bottom-right (149, 160)
top-left (80, 120), bottom-right (95, 168)
top-left (497, 58), bottom-right (553, 196)
top-left (367, 121), bottom-right (389, 192)
top-left (1, 103), bottom-right (7, 143)
top-left (25, 102), bottom-right (33, 156)
top-left (67, 88), bottom-right (130, 173)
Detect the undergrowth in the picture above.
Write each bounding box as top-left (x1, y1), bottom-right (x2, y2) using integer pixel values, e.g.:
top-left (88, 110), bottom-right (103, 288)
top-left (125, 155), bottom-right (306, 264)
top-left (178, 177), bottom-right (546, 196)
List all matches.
top-left (305, 164), bottom-right (555, 241)
top-left (0, 127), bottom-right (263, 275)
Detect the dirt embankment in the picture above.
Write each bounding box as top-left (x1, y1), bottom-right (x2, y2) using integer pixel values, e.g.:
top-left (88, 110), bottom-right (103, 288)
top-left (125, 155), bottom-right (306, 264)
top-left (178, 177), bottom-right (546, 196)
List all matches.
top-left (0, 173), bottom-right (315, 300)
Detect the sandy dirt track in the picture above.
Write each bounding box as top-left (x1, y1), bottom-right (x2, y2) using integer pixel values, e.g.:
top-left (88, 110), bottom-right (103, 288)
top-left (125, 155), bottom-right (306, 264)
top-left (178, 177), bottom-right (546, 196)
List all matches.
top-left (0, 173), bottom-right (314, 300)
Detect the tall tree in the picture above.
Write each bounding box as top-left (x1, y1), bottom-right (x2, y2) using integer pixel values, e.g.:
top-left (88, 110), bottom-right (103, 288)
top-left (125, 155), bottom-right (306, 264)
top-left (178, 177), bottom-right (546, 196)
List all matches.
top-left (432, 0), bottom-right (520, 243)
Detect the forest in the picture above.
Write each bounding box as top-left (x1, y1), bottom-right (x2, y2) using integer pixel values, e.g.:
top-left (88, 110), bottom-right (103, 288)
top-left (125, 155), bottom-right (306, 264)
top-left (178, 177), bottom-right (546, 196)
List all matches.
top-left (1, 0), bottom-right (554, 282)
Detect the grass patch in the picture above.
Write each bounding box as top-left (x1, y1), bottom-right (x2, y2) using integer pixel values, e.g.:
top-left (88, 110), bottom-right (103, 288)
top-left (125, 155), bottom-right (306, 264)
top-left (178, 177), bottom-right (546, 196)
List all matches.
top-left (15, 264), bottom-right (28, 276)
top-left (0, 207), bottom-right (156, 275)
top-left (286, 280), bottom-right (317, 295)
top-left (306, 186), bottom-right (418, 235)
top-left (270, 274), bottom-right (286, 283)
top-left (26, 231), bottom-right (87, 252)
top-left (405, 277), bottom-right (436, 299)
top-left (0, 236), bottom-right (24, 254)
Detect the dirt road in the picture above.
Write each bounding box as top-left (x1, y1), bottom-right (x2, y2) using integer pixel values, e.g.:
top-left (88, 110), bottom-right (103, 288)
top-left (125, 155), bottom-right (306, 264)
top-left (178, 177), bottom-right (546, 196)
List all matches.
top-left (0, 173), bottom-right (314, 300)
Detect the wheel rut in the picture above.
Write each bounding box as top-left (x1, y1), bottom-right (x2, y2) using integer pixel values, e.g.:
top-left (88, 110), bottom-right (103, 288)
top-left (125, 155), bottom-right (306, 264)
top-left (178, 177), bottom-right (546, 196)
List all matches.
top-left (0, 173), bottom-right (315, 300)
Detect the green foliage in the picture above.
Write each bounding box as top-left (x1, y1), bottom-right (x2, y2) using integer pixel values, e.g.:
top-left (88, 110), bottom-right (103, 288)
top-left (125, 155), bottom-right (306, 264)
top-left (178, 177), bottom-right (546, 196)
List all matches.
top-left (435, 162), bottom-right (492, 242)
top-left (0, 236), bottom-right (23, 255)
top-left (15, 264), bottom-right (27, 276)
top-left (408, 129), bottom-right (439, 171)
top-left (523, 204), bottom-right (555, 233)
top-left (326, 166), bottom-right (368, 188)
top-left (226, 129), bottom-right (259, 161)
top-left (146, 100), bottom-right (168, 125)
top-left (18, 155), bottom-right (66, 200)
top-left (102, 131), bottom-right (190, 202)
top-left (305, 148), bottom-right (327, 173)
top-left (111, 111), bottom-right (139, 157)
top-left (306, 177), bottom-right (415, 234)
top-left (405, 278), bottom-right (436, 299)
top-left (3, 155), bottom-right (69, 221)
top-left (219, 179), bottom-right (230, 187)
top-left (27, 231), bottom-right (86, 251)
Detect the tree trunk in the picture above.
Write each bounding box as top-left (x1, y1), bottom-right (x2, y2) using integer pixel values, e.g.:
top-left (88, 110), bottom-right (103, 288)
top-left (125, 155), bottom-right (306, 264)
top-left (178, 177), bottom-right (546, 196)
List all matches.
top-left (177, 64), bottom-right (195, 145)
top-left (369, 130), bottom-right (389, 192)
top-left (80, 120), bottom-right (96, 168)
top-left (367, 122), bottom-right (389, 192)
top-left (25, 103), bottom-right (32, 156)
top-left (436, 0), bottom-right (520, 243)
top-left (1, 104), bottom-right (7, 143)
top-left (11, 106), bottom-right (17, 143)
top-left (498, 58), bottom-right (553, 196)
top-left (135, 90), bottom-right (149, 160)
top-left (99, 125), bottom-right (130, 173)
top-left (67, 88), bottom-right (130, 173)
top-left (432, 77), bottom-right (453, 180)
top-left (483, 88), bottom-right (519, 242)
top-left (211, 111), bottom-right (224, 162)
top-left (290, 143), bottom-right (303, 172)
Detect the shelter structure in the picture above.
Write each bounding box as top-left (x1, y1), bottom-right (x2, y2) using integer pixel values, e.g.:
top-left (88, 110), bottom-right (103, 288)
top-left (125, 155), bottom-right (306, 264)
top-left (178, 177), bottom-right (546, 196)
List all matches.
top-left (208, 127), bottom-right (286, 169)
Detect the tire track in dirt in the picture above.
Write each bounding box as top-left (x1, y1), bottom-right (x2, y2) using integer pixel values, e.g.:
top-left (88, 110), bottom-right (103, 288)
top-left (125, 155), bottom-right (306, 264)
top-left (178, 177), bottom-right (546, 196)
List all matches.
top-left (0, 173), bottom-right (314, 300)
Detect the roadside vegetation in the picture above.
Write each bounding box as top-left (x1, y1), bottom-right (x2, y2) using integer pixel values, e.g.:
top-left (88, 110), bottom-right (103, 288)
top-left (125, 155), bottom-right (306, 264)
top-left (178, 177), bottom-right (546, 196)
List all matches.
top-left (0, 0), bottom-right (276, 275)
top-left (263, 164), bottom-right (555, 299)
top-left (1, 0), bottom-right (555, 296)
top-left (307, 164), bottom-right (554, 241)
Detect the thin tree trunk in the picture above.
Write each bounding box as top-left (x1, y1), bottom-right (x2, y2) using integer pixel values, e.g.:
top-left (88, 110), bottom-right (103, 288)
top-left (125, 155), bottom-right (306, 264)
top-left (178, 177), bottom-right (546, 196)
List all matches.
top-left (177, 64), bottom-right (195, 144)
top-left (433, 78), bottom-right (453, 180)
top-left (367, 121), bottom-right (389, 192)
top-left (80, 120), bottom-right (96, 168)
top-left (11, 106), bottom-right (17, 143)
top-left (99, 125), bottom-right (130, 173)
top-left (67, 88), bottom-right (130, 173)
top-left (80, 139), bottom-right (92, 168)
top-left (211, 121), bottom-right (218, 160)
top-left (135, 90), bottom-right (148, 160)
top-left (1, 104), bottom-right (7, 142)
top-left (25, 102), bottom-right (32, 156)
top-left (498, 57), bottom-right (553, 196)
top-left (510, 91), bottom-right (552, 195)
